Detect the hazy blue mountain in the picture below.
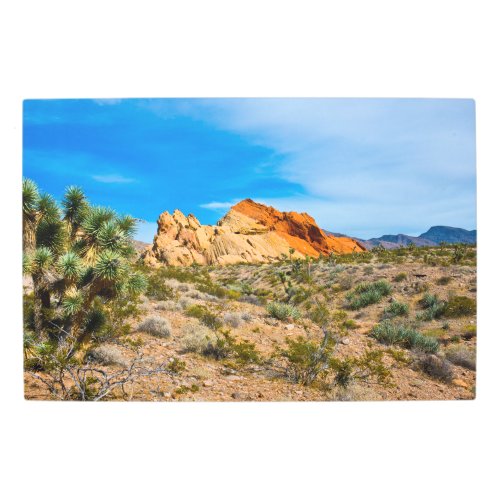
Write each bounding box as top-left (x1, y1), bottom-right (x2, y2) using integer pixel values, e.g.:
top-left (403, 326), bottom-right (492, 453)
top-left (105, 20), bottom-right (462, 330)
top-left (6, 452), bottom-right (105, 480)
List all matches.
top-left (419, 226), bottom-right (476, 244)
top-left (324, 226), bottom-right (476, 250)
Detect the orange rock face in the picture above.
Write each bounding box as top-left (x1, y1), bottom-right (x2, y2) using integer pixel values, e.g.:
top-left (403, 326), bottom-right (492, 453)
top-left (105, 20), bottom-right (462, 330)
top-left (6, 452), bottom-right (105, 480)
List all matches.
top-left (142, 199), bottom-right (364, 266)
top-left (229, 199), bottom-right (365, 257)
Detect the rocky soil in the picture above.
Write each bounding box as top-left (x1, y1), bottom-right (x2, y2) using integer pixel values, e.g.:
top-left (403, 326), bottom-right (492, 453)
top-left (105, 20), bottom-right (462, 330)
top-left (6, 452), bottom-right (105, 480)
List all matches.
top-left (25, 248), bottom-right (477, 402)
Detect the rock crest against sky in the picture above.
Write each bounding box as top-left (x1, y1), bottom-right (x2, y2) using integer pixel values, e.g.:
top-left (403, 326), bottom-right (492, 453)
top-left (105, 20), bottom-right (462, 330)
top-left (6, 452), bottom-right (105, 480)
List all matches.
top-left (143, 199), bottom-right (364, 266)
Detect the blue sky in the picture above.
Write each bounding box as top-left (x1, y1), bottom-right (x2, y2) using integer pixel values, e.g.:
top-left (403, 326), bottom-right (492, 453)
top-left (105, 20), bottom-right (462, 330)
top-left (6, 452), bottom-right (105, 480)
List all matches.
top-left (23, 98), bottom-right (476, 242)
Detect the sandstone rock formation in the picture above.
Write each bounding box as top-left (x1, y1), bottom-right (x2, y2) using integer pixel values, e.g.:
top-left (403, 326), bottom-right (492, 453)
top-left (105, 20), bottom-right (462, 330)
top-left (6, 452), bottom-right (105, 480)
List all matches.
top-left (142, 199), bottom-right (365, 266)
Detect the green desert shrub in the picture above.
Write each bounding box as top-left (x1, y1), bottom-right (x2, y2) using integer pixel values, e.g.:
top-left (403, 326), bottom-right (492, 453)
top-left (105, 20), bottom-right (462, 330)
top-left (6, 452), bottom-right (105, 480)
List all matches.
top-left (345, 289), bottom-right (382, 309)
top-left (394, 272), bottom-right (407, 282)
top-left (443, 296), bottom-right (476, 318)
top-left (383, 301), bottom-right (409, 319)
top-left (185, 304), bottom-right (223, 330)
top-left (145, 273), bottom-right (175, 301)
top-left (197, 281), bottom-right (241, 300)
top-left (385, 348), bottom-right (411, 365)
top-left (417, 304), bottom-right (446, 321)
top-left (445, 345), bottom-right (476, 370)
top-left (416, 293), bottom-right (446, 321)
top-left (343, 319), bottom-right (359, 330)
top-left (207, 331), bottom-right (259, 363)
top-left (345, 280), bottom-right (392, 310)
top-left (267, 301), bottom-right (301, 321)
top-left (462, 324), bottom-right (477, 340)
top-left (330, 350), bottom-right (392, 389)
top-left (226, 333), bottom-right (260, 365)
top-left (166, 358), bottom-right (186, 374)
top-left (180, 323), bottom-right (259, 364)
top-left (174, 384), bottom-right (200, 395)
top-left (137, 315), bottom-right (172, 338)
top-left (371, 321), bottom-right (439, 353)
top-left (287, 286), bottom-right (314, 305)
top-left (196, 335), bottom-right (231, 360)
top-left (419, 293), bottom-right (440, 309)
top-left (277, 335), bottom-right (334, 385)
top-left (358, 280), bottom-right (392, 295)
top-left (308, 302), bottom-right (331, 327)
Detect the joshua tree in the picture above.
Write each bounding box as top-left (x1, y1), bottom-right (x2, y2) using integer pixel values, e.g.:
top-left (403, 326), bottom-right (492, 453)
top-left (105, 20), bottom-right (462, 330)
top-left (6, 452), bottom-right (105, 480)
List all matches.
top-left (452, 243), bottom-right (466, 263)
top-left (22, 179), bottom-right (147, 356)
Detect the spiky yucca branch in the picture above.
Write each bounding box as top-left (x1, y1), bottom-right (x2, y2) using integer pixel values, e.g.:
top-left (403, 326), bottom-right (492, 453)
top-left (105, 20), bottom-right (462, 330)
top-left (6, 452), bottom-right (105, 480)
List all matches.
top-left (22, 178), bottom-right (147, 351)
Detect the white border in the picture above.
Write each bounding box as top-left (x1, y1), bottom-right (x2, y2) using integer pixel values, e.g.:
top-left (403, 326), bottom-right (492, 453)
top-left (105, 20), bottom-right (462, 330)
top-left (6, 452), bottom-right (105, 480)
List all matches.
top-left (1, 1), bottom-right (498, 499)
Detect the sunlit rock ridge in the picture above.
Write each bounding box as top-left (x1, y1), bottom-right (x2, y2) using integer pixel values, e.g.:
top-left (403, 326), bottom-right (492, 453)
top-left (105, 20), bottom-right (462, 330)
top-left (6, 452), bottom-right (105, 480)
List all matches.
top-left (143, 199), bottom-right (365, 266)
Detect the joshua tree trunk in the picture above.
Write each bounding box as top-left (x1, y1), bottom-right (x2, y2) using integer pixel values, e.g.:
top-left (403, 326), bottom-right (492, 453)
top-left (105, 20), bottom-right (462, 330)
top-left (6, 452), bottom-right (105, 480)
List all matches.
top-left (31, 273), bottom-right (52, 339)
top-left (32, 275), bottom-right (45, 337)
top-left (22, 217), bottom-right (37, 255)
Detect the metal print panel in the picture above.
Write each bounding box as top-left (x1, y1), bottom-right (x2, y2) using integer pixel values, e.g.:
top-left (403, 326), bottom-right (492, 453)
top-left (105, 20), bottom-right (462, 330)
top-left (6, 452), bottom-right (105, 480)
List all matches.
top-left (23, 98), bottom-right (476, 401)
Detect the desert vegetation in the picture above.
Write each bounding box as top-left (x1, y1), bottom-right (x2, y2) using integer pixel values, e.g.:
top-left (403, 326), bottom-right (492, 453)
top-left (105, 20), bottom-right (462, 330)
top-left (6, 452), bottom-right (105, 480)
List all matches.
top-left (24, 179), bottom-right (476, 401)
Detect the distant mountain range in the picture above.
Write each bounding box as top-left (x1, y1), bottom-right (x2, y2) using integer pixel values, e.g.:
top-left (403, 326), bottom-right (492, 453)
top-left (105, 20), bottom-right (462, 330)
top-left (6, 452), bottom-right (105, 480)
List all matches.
top-left (326, 226), bottom-right (476, 250)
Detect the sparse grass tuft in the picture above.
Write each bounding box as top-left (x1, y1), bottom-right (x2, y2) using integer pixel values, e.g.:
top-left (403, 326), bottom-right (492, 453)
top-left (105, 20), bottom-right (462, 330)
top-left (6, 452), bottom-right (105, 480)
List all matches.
top-left (383, 301), bottom-right (409, 319)
top-left (86, 345), bottom-right (128, 367)
top-left (180, 323), bottom-right (218, 354)
top-left (336, 274), bottom-right (353, 291)
top-left (267, 301), bottom-right (301, 321)
top-left (422, 327), bottom-right (449, 340)
top-left (371, 320), bottom-right (439, 353)
top-left (416, 354), bottom-right (454, 382)
top-left (445, 345), bottom-right (476, 370)
top-left (345, 280), bottom-right (392, 310)
top-left (137, 316), bottom-right (172, 338)
top-left (223, 312), bottom-right (242, 328)
top-left (417, 293), bottom-right (446, 321)
top-left (394, 272), bottom-right (407, 282)
top-left (419, 293), bottom-right (440, 309)
top-left (241, 312), bottom-right (253, 322)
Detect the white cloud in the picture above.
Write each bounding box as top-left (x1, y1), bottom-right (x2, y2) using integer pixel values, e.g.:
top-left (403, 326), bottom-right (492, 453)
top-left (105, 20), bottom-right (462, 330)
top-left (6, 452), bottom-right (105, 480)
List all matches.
top-left (181, 98), bottom-right (476, 237)
top-left (92, 174), bottom-right (135, 184)
top-left (200, 200), bottom-right (236, 210)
